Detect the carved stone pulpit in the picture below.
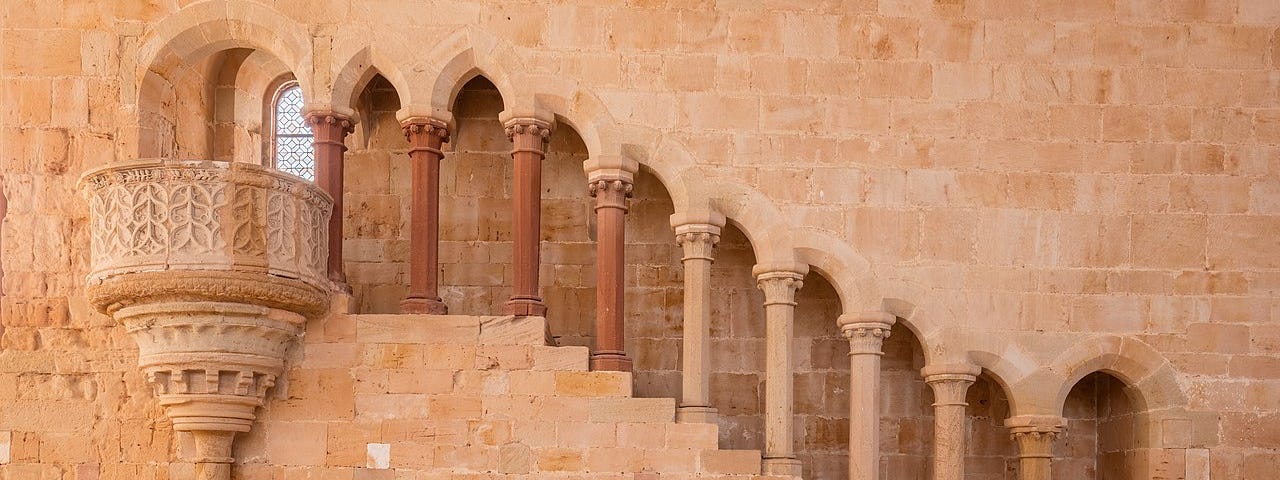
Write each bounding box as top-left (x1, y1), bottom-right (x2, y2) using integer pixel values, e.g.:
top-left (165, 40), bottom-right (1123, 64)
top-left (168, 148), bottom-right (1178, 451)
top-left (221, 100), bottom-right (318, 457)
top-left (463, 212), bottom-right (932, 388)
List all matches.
top-left (80, 159), bottom-right (332, 480)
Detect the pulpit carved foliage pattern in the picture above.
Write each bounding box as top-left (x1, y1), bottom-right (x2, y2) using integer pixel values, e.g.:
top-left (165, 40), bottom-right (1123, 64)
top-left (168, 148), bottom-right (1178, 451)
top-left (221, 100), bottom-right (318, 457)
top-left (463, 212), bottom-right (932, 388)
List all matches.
top-left (81, 160), bottom-right (331, 287)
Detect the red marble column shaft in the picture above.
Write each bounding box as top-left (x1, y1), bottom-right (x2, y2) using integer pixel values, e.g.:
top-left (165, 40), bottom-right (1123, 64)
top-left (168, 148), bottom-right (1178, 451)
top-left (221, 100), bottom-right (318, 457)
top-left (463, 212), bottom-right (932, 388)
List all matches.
top-left (400, 118), bottom-right (449, 314)
top-left (589, 179), bottom-right (633, 372)
top-left (503, 119), bottom-right (552, 316)
top-left (306, 112), bottom-right (354, 291)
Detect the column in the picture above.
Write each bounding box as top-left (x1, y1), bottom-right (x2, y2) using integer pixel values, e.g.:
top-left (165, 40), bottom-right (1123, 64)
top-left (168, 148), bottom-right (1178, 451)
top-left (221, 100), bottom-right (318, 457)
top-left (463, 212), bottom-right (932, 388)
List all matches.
top-left (399, 117), bottom-right (450, 314)
top-left (674, 222), bottom-right (721, 423)
top-left (502, 117), bottom-right (552, 316)
top-left (839, 312), bottom-right (896, 480)
top-left (588, 176), bottom-right (633, 371)
top-left (922, 363), bottom-right (982, 480)
top-left (306, 111), bottom-right (354, 291)
top-left (755, 266), bottom-right (806, 476)
top-left (1005, 415), bottom-right (1066, 480)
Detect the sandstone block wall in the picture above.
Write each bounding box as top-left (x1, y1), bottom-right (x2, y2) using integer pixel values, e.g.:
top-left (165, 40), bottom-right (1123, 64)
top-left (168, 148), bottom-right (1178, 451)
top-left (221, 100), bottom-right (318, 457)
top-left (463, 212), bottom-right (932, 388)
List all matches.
top-left (2, 0), bottom-right (1279, 479)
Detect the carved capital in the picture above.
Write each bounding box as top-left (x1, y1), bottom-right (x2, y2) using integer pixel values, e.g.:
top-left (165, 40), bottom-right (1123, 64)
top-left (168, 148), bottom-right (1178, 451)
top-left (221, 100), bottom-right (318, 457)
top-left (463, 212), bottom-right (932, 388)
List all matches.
top-left (1005, 415), bottom-right (1067, 458)
top-left (838, 312), bottom-right (895, 355)
top-left (756, 271), bottom-right (804, 306)
top-left (401, 117), bottom-right (450, 144)
top-left (503, 117), bottom-right (553, 142)
top-left (304, 111), bottom-right (355, 137)
top-left (926, 375), bottom-right (977, 407)
top-left (676, 231), bottom-right (720, 262)
top-left (589, 179), bottom-right (633, 211)
top-left (922, 363), bottom-right (981, 406)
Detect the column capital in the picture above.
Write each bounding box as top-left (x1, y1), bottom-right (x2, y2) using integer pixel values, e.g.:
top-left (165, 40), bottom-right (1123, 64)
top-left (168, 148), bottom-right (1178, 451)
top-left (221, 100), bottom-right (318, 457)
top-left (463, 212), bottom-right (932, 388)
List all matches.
top-left (839, 312), bottom-right (895, 355)
top-left (755, 270), bottom-right (804, 306)
top-left (923, 363), bottom-right (980, 407)
top-left (501, 116), bottom-right (553, 141)
top-left (1005, 415), bottom-right (1066, 458)
top-left (588, 178), bottom-right (633, 211)
top-left (400, 116), bottom-right (450, 143)
top-left (676, 227), bottom-right (720, 262)
top-left (303, 110), bottom-right (356, 135)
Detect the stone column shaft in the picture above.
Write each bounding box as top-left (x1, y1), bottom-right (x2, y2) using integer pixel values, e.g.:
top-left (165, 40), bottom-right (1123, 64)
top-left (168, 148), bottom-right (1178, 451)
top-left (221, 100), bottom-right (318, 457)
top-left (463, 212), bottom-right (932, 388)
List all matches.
top-left (923, 364), bottom-right (981, 480)
top-left (589, 178), bottom-right (633, 371)
top-left (841, 313), bottom-right (895, 480)
top-left (1006, 415), bottom-right (1066, 480)
top-left (503, 118), bottom-right (552, 316)
top-left (675, 224), bottom-right (720, 423)
top-left (400, 118), bottom-right (450, 314)
top-left (307, 112), bottom-right (354, 291)
top-left (756, 268), bottom-right (805, 476)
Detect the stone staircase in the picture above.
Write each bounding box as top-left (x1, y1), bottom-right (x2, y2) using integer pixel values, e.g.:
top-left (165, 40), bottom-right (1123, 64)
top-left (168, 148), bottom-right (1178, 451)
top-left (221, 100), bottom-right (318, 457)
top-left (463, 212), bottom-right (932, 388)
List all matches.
top-left (244, 306), bottom-right (793, 479)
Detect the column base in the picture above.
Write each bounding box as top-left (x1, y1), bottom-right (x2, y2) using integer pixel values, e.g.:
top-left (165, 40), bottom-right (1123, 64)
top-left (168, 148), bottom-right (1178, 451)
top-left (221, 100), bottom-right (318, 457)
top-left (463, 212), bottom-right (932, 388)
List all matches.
top-left (761, 457), bottom-right (803, 476)
top-left (589, 352), bottom-right (633, 372)
top-left (504, 298), bottom-right (547, 316)
top-left (676, 405), bottom-right (718, 424)
top-left (400, 297), bottom-right (448, 315)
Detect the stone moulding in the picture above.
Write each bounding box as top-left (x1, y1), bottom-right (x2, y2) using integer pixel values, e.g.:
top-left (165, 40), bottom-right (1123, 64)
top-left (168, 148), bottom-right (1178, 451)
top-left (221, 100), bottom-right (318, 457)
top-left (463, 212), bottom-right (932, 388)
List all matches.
top-left (79, 159), bottom-right (333, 480)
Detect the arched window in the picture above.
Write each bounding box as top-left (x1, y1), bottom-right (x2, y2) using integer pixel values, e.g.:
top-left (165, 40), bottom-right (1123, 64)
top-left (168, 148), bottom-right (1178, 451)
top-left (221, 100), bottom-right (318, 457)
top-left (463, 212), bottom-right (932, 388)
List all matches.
top-left (270, 82), bottom-right (315, 180)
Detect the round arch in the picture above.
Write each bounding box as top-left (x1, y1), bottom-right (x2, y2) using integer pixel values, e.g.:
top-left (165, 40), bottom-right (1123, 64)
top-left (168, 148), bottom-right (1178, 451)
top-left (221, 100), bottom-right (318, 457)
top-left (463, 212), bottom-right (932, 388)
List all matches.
top-left (1046, 335), bottom-right (1185, 415)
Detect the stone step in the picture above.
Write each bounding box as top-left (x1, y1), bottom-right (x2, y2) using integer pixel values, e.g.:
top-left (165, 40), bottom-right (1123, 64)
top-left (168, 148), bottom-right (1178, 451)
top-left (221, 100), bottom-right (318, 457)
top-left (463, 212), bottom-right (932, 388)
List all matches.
top-left (587, 397), bottom-right (676, 423)
top-left (353, 314), bottom-right (549, 346)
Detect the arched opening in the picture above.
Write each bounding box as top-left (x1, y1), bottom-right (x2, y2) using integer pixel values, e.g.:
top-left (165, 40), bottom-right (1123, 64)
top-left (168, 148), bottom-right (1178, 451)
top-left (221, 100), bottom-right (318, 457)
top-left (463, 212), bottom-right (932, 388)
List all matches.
top-left (138, 43), bottom-right (299, 162)
top-left (965, 371), bottom-right (1019, 476)
top-left (1055, 371), bottom-right (1141, 480)
top-left (879, 323), bottom-right (933, 479)
top-left (706, 223), bottom-right (766, 448)
top-left (341, 74), bottom-right (409, 312)
top-left (618, 166), bottom-right (679, 397)
top-left (793, 271), bottom-right (849, 479)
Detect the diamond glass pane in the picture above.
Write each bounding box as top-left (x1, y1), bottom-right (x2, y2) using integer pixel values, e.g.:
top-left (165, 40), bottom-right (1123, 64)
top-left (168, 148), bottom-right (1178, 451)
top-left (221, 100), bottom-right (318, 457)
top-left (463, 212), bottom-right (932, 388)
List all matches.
top-left (274, 84), bottom-right (315, 181)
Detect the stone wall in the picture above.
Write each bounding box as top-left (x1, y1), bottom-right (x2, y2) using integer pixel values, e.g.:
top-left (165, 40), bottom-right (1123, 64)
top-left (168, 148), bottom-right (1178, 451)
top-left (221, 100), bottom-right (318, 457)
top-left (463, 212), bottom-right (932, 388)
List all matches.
top-left (2, 0), bottom-right (1279, 478)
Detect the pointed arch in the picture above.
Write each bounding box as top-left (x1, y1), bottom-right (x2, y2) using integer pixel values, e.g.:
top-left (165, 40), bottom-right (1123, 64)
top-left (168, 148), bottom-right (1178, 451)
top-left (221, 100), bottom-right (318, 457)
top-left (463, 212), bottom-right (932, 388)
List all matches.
top-left (423, 29), bottom-right (521, 118)
top-left (328, 45), bottom-right (412, 116)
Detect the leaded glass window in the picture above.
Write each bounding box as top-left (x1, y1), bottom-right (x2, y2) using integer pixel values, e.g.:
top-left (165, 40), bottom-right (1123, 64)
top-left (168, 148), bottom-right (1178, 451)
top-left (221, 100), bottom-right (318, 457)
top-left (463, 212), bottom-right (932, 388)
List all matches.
top-left (272, 83), bottom-right (315, 181)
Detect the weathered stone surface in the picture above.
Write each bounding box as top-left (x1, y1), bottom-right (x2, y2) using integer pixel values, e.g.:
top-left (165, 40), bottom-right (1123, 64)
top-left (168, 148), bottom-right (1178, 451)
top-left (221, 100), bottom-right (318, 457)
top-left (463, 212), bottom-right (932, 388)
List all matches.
top-left (3, 1), bottom-right (1278, 478)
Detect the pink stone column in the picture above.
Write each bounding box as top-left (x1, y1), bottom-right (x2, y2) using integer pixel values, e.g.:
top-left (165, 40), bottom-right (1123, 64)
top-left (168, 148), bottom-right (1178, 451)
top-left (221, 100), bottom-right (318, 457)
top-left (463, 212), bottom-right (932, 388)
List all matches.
top-left (1006, 415), bottom-right (1066, 480)
top-left (839, 312), bottom-right (896, 480)
top-left (922, 363), bottom-right (982, 480)
top-left (502, 118), bottom-right (552, 317)
top-left (399, 117), bottom-right (450, 314)
top-left (589, 177), bottom-right (633, 371)
top-left (306, 112), bottom-right (354, 291)
top-left (675, 222), bottom-right (721, 423)
top-left (755, 266), bottom-right (806, 476)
